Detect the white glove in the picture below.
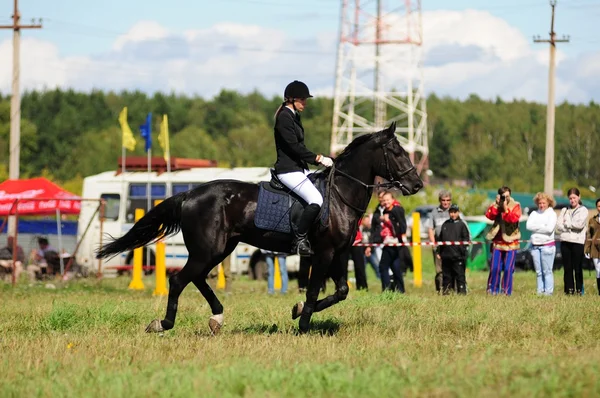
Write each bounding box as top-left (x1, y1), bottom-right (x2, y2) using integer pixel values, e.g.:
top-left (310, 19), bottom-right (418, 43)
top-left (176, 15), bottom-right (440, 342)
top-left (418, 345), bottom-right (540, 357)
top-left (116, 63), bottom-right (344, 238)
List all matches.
top-left (318, 156), bottom-right (334, 167)
top-left (585, 253), bottom-right (591, 260)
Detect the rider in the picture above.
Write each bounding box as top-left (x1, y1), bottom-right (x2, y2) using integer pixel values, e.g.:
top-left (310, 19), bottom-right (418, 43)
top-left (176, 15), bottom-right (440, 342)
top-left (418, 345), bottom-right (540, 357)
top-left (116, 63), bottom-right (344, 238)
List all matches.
top-left (273, 80), bottom-right (334, 256)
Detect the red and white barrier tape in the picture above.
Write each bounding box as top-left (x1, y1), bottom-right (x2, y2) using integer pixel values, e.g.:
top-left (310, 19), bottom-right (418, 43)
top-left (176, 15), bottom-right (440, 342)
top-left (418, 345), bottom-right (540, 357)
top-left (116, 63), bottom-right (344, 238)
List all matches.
top-left (353, 241), bottom-right (478, 247)
top-left (353, 239), bottom-right (536, 247)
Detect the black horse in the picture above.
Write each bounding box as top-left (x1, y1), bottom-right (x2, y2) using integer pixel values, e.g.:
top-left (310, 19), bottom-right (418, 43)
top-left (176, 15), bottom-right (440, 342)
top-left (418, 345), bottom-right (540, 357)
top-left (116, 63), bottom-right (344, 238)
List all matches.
top-left (96, 123), bottom-right (423, 334)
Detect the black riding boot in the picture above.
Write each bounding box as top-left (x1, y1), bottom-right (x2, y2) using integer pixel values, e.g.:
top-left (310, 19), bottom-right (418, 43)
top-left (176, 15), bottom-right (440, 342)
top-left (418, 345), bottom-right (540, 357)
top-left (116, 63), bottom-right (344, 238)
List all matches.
top-left (293, 203), bottom-right (321, 256)
top-left (597, 278), bottom-right (600, 296)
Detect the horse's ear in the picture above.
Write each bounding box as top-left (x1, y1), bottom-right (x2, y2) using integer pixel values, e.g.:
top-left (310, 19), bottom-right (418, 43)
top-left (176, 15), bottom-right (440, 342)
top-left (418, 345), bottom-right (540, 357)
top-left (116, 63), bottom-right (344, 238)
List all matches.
top-left (387, 122), bottom-right (396, 136)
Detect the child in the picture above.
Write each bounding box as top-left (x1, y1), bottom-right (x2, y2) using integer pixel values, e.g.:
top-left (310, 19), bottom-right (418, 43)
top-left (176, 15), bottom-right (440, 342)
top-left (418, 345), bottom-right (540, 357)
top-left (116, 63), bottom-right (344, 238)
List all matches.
top-left (437, 204), bottom-right (470, 294)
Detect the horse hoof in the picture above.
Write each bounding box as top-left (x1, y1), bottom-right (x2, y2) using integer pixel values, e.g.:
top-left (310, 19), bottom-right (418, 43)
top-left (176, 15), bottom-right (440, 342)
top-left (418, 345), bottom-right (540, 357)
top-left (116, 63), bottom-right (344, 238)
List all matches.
top-left (209, 314), bottom-right (224, 336)
top-left (292, 301), bottom-right (304, 320)
top-left (145, 319), bottom-right (164, 334)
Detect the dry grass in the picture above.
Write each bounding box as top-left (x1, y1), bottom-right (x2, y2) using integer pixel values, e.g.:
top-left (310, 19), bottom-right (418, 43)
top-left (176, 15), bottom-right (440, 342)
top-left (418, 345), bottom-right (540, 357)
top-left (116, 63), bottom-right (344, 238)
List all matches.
top-left (1, 265), bottom-right (600, 397)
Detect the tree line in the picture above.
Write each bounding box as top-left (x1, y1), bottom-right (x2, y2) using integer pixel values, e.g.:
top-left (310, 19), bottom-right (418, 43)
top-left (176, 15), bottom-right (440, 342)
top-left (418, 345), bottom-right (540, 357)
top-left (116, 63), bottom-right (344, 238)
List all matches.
top-left (0, 89), bottom-right (598, 199)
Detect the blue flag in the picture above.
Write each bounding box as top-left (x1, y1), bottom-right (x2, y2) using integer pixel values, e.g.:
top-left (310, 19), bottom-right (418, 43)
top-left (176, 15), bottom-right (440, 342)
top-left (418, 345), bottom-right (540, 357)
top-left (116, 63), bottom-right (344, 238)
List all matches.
top-left (140, 112), bottom-right (152, 152)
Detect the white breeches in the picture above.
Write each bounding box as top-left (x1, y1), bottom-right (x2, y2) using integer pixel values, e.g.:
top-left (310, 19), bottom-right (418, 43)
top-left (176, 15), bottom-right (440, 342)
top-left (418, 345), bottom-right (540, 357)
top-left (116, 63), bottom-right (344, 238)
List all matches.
top-left (276, 170), bottom-right (323, 206)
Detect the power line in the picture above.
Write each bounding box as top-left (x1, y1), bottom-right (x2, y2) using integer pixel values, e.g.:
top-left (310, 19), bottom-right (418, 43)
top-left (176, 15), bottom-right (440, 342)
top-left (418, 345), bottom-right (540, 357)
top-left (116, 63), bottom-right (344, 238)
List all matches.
top-left (221, 0), bottom-right (339, 6)
top-left (39, 17), bottom-right (335, 55)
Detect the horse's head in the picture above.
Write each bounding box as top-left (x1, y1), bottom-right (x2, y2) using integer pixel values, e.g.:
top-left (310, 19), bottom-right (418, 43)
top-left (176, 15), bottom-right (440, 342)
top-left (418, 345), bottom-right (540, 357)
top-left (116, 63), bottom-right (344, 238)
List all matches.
top-left (373, 122), bottom-right (423, 195)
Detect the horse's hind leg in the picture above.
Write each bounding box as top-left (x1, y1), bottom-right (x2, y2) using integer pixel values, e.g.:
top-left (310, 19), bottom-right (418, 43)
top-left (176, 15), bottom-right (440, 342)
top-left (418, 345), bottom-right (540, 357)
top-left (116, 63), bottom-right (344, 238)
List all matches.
top-left (193, 277), bottom-right (224, 336)
top-left (192, 240), bottom-right (238, 335)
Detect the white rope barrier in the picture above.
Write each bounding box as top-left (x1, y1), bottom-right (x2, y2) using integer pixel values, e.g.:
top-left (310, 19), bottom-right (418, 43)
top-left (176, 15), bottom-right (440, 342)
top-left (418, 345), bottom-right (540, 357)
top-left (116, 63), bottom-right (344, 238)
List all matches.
top-left (353, 239), bottom-right (550, 247)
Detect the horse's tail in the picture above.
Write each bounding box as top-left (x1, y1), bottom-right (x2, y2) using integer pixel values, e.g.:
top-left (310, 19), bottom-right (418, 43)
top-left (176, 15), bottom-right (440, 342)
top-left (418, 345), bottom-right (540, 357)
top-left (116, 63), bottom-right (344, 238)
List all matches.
top-left (95, 191), bottom-right (187, 259)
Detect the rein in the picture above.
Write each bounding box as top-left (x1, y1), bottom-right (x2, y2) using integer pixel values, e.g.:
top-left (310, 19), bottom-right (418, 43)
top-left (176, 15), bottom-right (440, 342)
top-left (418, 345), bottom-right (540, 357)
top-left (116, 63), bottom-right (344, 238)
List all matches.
top-left (327, 138), bottom-right (415, 214)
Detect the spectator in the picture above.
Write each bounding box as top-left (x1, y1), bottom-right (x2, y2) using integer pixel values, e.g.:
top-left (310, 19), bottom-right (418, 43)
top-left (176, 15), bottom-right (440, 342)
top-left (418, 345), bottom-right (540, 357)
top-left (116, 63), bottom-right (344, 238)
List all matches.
top-left (370, 191), bottom-right (386, 263)
top-left (557, 187), bottom-right (589, 295)
top-left (437, 204), bottom-right (470, 295)
top-left (261, 250), bottom-right (288, 295)
top-left (427, 190), bottom-right (452, 292)
top-left (361, 213), bottom-right (381, 279)
top-left (485, 186), bottom-right (521, 296)
top-left (350, 218), bottom-right (369, 290)
top-left (27, 236), bottom-right (59, 278)
top-left (584, 198), bottom-right (600, 295)
top-left (526, 192), bottom-right (557, 295)
top-left (0, 236), bottom-right (25, 282)
top-left (378, 191), bottom-right (406, 293)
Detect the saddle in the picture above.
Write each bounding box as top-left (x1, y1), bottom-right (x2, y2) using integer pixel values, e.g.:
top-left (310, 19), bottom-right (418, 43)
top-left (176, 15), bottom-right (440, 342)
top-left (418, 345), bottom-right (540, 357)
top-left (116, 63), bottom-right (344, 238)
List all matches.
top-left (254, 169), bottom-right (329, 234)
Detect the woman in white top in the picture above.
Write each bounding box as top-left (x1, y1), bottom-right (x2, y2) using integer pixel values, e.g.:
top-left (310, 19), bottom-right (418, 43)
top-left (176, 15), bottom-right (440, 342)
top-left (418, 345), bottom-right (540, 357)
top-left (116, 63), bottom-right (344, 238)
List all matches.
top-left (556, 187), bottom-right (589, 295)
top-left (526, 193), bottom-right (558, 295)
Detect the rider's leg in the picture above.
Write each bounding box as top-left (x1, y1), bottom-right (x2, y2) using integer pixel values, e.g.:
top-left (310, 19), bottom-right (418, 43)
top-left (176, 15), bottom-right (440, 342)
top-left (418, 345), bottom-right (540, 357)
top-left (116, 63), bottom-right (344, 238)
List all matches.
top-left (276, 171), bottom-right (323, 256)
top-left (295, 203), bottom-right (321, 255)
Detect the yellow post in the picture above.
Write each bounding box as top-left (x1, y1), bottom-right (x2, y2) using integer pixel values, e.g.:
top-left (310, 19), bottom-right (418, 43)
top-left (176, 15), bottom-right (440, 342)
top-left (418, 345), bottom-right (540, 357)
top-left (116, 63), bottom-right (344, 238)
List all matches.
top-left (412, 212), bottom-right (422, 288)
top-left (216, 263), bottom-right (226, 290)
top-left (128, 209), bottom-right (145, 290)
top-left (274, 255), bottom-right (282, 291)
top-left (153, 240), bottom-right (168, 296)
top-left (153, 200), bottom-right (168, 296)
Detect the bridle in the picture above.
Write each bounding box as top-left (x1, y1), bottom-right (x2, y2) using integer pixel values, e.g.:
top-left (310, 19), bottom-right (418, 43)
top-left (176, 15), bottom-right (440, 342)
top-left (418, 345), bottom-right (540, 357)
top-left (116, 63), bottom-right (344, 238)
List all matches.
top-left (328, 137), bottom-right (415, 214)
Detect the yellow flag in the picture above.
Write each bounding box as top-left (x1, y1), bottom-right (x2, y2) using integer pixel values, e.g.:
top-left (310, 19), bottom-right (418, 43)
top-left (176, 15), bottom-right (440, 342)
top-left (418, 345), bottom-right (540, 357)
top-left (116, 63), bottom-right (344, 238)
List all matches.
top-left (119, 107), bottom-right (137, 151)
top-left (158, 114), bottom-right (170, 162)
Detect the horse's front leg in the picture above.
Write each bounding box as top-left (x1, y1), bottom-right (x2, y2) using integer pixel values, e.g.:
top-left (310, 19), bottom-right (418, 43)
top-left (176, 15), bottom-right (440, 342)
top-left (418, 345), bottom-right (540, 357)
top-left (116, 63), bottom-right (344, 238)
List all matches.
top-left (297, 251), bottom-right (334, 333)
top-left (293, 251), bottom-right (348, 320)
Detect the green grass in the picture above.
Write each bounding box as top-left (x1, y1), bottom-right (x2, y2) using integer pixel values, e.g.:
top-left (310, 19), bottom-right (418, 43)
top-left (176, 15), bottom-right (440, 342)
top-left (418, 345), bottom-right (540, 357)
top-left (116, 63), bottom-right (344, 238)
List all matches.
top-left (2, 264), bottom-right (600, 397)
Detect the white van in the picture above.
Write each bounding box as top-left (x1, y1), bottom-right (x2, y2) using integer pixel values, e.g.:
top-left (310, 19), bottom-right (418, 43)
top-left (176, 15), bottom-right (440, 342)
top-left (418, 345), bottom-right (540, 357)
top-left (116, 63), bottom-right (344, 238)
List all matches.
top-left (77, 165), bottom-right (300, 276)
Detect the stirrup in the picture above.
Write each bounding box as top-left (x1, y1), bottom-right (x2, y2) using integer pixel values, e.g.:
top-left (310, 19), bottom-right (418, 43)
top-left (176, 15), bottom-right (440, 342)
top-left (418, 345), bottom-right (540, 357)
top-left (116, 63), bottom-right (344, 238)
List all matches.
top-left (293, 235), bottom-right (313, 256)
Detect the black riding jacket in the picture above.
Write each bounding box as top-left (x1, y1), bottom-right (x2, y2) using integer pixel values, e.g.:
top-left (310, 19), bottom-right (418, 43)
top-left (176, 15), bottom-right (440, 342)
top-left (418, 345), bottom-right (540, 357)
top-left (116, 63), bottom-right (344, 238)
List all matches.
top-left (273, 107), bottom-right (319, 174)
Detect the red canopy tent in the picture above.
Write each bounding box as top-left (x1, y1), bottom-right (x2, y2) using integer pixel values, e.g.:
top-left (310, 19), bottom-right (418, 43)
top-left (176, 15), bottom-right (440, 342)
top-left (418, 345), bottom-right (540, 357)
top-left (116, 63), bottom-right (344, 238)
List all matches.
top-left (0, 178), bottom-right (88, 285)
top-left (0, 177), bottom-right (81, 216)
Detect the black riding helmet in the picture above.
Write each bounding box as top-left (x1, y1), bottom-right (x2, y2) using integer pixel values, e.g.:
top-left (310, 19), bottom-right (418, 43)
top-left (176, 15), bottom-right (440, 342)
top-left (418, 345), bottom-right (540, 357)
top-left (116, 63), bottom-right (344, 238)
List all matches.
top-left (284, 80), bottom-right (313, 99)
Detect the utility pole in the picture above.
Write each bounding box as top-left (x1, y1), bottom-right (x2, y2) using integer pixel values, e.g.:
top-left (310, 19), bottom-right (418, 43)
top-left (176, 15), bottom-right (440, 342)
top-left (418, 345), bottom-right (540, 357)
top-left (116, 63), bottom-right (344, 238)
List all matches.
top-left (0, 0), bottom-right (42, 235)
top-left (534, 0), bottom-right (569, 195)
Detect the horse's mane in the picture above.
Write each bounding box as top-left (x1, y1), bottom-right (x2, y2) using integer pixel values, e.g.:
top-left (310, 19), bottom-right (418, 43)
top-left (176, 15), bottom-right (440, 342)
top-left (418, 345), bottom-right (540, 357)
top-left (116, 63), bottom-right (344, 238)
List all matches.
top-left (334, 129), bottom-right (388, 163)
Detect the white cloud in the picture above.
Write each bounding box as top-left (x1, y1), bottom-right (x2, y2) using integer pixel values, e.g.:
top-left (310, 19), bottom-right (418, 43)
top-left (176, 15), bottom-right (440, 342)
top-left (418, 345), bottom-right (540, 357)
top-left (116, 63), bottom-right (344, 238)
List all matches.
top-left (0, 12), bottom-right (598, 103)
top-left (423, 10), bottom-right (530, 62)
top-left (112, 21), bottom-right (169, 51)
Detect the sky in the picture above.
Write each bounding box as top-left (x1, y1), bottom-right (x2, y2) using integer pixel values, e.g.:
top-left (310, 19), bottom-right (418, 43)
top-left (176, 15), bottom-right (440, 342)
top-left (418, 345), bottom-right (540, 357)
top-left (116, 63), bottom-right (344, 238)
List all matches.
top-left (0, 0), bottom-right (599, 103)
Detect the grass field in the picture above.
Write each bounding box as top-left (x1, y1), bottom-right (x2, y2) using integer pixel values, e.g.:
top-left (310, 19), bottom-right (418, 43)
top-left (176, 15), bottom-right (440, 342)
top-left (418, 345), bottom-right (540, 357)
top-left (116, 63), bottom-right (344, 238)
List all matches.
top-left (2, 262), bottom-right (600, 398)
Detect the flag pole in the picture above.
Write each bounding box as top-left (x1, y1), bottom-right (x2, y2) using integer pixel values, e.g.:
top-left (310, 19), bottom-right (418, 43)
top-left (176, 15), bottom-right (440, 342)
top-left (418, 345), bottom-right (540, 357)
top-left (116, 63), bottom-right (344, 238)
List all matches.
top-left (139, 111), bottom-right (153, 272)
top-left (147, 148), bottom-right (151, 213)
top-left (159, 114), bottom-right (172, 269)
top-left (147, 147), bottom-right (152, 270)
top-left (121, 145), bottom-right (126, 221)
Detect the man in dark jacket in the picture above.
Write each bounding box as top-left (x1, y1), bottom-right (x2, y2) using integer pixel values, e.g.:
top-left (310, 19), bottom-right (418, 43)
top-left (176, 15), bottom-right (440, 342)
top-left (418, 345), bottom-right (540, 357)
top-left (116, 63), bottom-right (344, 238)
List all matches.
top-left (437, 204), bottom-right (470, 295)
